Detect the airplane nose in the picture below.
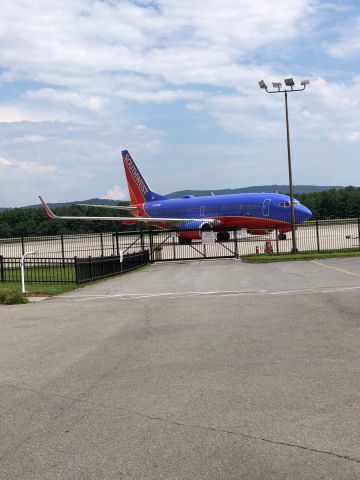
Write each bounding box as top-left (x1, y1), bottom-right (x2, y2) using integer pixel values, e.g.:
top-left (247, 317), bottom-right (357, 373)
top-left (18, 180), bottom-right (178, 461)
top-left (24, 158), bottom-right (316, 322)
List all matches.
top-left (303, 206), bottom-right (312, 220)
top-left (294, 205), bottom-right (312, 223)
top-left (298, 205), bottom-right (312, 222)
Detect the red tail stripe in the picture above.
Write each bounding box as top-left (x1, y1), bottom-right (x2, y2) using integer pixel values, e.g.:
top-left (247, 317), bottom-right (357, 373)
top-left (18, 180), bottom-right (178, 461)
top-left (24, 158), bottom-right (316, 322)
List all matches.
top-left (123, 159), bottom-right (145, 205)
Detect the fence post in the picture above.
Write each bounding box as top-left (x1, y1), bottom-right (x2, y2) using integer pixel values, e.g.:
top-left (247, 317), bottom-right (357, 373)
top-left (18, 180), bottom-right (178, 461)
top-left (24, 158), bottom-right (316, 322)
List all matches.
top-left (112, 234), bottom-right (115, 255)
top-left (100, 232), bottom-right (104, 257)
top-left (149, 229), bottom-right (154, 262)
top-left (89, 256), bottom-right (93, 280)
top-left (61, 234), bottom-right (65, 267)
top-left (275, 227), bottom-right (279, 254)
top-left (0, 255), bottom-right (4, 283)
top-left (21, 237), bottom-right (25, 256)
top-left (358, 218), bottom-right (360, 251)
top-left (140, 232), bottom-right (145, 252)
top-left (316, 220), bottom-right (320, 252)
top-left (172, 232), bottom-right (176, 260)
top-left (115, 234), bottom-right (120, 256)
top-left (234, 229), bottom-right (239, 258)
top-left (74, 256), bottom-right (79, 284)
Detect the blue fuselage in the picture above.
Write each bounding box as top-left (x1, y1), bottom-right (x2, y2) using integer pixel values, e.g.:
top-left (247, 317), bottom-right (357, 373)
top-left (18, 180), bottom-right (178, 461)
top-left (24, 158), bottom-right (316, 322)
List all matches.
top-left (144, 192), bottom-right (312, 231)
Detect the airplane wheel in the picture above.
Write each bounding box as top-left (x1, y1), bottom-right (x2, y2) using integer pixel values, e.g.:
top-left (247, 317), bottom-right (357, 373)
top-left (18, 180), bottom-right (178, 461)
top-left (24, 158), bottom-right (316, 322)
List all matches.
top-left (201, 223), bottom-right (213, 232)
top-left (278, 233), bottom-right (286, 240)
top-left (179, 238), bottom-right (192, 245)
top-left (217, 231), bottom-right (230, 242)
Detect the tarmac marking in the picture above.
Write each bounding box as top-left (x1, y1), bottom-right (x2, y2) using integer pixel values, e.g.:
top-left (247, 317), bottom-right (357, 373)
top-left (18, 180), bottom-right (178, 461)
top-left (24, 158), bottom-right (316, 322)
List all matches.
top-left (52, 285), bottom-right (360, 302)
top-left (312, 260), bottom-right (360, 278)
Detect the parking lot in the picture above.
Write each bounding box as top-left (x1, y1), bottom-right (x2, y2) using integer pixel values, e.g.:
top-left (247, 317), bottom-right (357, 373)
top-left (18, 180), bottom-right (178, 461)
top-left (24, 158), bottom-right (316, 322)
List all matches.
top-left (1, 258), bottom-right (360, 479)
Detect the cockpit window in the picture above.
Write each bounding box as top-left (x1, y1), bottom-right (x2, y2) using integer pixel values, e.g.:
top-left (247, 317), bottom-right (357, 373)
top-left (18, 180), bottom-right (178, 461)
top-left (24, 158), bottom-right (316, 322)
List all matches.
top-left (279, 200), bottom-right (300, 207)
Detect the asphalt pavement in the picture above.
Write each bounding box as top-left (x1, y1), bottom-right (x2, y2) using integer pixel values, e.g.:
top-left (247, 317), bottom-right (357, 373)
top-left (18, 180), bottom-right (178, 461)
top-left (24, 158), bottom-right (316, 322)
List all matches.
top-left (1, 258), bottom-right (360, 479)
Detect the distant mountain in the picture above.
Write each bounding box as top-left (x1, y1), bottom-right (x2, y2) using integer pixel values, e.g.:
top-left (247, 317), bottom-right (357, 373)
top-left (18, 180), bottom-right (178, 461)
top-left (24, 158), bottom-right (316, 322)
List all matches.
top-left (166, 185), bottom-right (345, 198)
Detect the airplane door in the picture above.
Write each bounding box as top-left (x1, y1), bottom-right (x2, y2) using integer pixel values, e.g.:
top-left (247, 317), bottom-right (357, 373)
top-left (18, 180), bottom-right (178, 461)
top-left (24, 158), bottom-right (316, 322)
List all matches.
top-left (262, 199), bottom-right (271, 217)
top-left (200, 206), bottom-right (205, 217)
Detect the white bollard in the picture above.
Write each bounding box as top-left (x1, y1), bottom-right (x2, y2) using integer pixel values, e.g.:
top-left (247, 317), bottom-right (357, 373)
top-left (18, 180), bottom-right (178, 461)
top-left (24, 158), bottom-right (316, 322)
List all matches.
top-left (20, 251), bottom-right (38, 294)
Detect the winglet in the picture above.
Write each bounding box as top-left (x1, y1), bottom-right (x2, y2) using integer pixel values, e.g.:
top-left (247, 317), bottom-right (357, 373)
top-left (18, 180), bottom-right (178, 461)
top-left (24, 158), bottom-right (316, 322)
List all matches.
top-left (39, 196), bottom-right (57, 219)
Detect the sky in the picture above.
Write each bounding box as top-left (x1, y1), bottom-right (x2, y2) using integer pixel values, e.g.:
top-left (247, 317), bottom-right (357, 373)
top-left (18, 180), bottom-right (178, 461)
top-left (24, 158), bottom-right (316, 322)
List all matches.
top-left (1, 0), bottom-right (360, 207)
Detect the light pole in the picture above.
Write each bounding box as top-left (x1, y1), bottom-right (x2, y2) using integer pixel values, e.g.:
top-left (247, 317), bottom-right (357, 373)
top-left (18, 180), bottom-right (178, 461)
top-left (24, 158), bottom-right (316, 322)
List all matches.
top-left (258, 78), bottom-right (310, 253)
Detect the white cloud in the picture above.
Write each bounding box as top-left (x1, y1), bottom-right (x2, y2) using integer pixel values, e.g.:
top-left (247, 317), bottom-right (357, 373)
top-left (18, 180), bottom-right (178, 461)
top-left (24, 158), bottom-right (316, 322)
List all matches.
top-left (116, 89), bottom-right (204, 103)
top-left (0, 105), bottom-right (44, 123)
top-left (104, 185), bottom-right (128, 201)
top-left (0, 104), bottom-right (91, 124)
top-left (14, 135), bottom-right (47, 143)
top-left (0, 152), bottom-right (58, 174)
top-left (25, 88), bottom-right (108, 112)
top-left (1, 0), bottom-right (360, 204)
top-left (0, 156), bottom-right (12, 166)
top-left (17, 161), bottom-right (59, 174)
top-left (326, 18), bottom-right (360, 59)
top-left (0, 0), bottom-right (314, 91)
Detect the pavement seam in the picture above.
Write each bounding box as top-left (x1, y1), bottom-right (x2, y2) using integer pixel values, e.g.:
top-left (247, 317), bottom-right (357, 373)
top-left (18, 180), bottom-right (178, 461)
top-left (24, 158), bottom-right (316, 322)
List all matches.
top-left (49, 284), bottom-right (360, 302)
top-left (1, 382), bottom-right (360, 465)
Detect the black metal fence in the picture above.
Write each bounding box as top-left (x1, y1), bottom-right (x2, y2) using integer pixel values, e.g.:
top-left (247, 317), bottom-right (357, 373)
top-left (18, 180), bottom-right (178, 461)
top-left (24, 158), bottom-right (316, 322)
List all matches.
top-left (1, 219), bottom-right (359, 260)
top-left (0, 256), bottom-right (76, 284)
top-left (0, 232), bottom-right (117, 260)
top-left (0, 250), bottom-right (150, 284)
top-left (0, 219), bottom-right (359, 285)
top-left (110, 220), bottom-right (360, 260)
top-left (75, 250), bottom-right (150, 283)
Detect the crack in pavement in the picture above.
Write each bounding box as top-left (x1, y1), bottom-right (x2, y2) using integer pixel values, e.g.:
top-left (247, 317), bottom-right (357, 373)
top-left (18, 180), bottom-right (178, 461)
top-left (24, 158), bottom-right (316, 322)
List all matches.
top-left (1, 382), bottom-right (360, 465)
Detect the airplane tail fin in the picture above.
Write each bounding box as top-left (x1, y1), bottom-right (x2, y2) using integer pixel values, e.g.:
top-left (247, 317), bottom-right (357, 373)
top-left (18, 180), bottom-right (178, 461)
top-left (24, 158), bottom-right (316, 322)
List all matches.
top-left (121, 150), bottom-right (167, 205)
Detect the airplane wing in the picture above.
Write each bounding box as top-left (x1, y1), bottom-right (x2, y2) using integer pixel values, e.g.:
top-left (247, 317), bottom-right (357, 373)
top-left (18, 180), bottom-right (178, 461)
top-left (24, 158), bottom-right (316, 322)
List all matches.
top-left (39, 196), bottom-right (216, 225)
top-left (76, 204), bottom-right (137, 210)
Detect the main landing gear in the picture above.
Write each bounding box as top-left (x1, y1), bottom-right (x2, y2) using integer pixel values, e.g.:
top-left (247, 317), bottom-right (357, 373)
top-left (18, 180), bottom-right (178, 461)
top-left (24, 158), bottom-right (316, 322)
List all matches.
top-left (178, 237), bottom-right (192, 245)
top-left (278, 233), bottom-right (287, 240)
top-left (217, 231), bottom-right (230, 242)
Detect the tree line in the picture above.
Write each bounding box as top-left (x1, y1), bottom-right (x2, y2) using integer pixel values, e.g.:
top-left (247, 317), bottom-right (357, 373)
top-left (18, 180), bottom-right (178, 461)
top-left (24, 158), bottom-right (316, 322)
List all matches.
top-left (296, 186), bottom-right (360, 220)
top-left (0, 187), bottom-right (360, 238)
top-left (0, 203), bottom-right (135, 238)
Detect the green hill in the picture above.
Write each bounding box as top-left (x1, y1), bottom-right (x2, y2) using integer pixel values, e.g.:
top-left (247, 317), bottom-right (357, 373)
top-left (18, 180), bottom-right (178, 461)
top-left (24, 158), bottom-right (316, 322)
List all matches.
top-left (166, 185), bottom-right (345, 198)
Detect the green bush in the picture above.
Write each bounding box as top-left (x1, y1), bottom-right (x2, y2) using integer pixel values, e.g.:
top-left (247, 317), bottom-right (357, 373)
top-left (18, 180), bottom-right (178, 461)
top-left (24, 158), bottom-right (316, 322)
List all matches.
top-left (0, 290), bottom-right (29, 305)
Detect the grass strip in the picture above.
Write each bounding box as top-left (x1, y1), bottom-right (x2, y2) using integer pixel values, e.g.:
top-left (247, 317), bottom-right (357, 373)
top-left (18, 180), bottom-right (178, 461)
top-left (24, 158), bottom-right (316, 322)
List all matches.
top-left (0, 282), bottom-right (78, 296)
top-left (0, 263), bottom-right (150, 301)
top-left (242, 249), bottom-right (360, 263)
top-left (0, 289), bottom-right (29, 304)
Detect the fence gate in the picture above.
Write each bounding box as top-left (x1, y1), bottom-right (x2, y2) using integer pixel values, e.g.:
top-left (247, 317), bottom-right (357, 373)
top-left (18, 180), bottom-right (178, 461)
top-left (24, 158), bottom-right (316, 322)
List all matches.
top-left (113, 230), bottom-right (238, 262)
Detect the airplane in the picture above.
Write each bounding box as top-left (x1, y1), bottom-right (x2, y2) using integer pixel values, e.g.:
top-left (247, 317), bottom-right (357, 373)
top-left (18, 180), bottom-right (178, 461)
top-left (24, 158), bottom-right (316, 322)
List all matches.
top-left (39, 150), bottom-right (312, 244)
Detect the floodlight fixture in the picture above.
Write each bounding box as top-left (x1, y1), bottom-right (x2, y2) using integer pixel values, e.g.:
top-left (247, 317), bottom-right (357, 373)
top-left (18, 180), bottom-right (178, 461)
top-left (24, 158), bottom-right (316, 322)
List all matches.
top-left (284, 78), bottom-right (295, 87)
top-left (258, 75), bottom-right (310, 254)
top-left (258, 80), bottom-right (267, 89)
